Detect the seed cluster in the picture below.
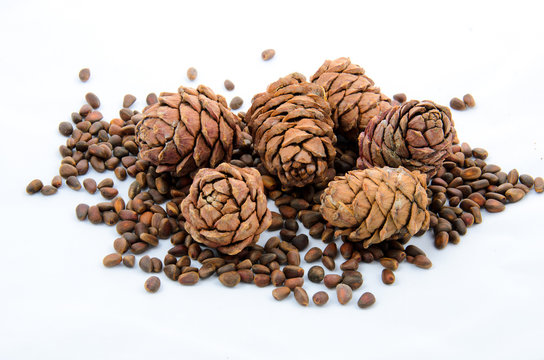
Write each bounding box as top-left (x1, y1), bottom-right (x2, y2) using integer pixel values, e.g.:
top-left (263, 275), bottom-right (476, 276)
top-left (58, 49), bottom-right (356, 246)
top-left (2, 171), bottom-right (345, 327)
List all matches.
top-left (26, 55), bottom-right (542, 309)
top-left (427, 143), bottom-right (540, 248)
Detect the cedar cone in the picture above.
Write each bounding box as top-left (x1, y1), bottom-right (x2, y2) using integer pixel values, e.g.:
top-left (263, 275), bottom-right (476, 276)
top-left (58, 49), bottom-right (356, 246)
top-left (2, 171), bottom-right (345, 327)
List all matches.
top-left (136, 85), bottom-right (243, 176)
top-left (181, 163), bottom-right (271, 255)
top-left (310, 57), bottom-right (392, 141)
top-left (358, 100), bottom-right (455, 178)
top-left (320, 167), bottom-right (430, 248)
top-left (245, 73), bottom-right (337, 188)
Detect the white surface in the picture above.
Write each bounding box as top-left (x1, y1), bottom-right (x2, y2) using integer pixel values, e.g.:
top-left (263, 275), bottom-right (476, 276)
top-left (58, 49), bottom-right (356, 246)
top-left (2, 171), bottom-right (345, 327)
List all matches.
top-left (1, 1), bottom-right (543, 359)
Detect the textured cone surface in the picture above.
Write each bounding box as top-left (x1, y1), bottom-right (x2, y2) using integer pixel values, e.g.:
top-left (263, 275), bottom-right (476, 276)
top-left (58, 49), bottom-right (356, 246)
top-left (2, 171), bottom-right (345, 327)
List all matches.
top-left (358, 100), bottom-right (455, 178)
top-left (181, 163), bottom-right (272, 255)
top-left (320, 167), bottom-right (430, 248)
top-left (310, 57), bottom-right (392, 141)
top-left (136, 85), bottom-right (243, 176)
top-left (245, 73), bottom-right (337, 188)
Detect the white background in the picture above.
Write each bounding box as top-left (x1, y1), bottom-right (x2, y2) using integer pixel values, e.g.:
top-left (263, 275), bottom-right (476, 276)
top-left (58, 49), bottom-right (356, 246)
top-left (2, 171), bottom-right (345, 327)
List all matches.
top-left (1, 1), bottom-right (543, 359)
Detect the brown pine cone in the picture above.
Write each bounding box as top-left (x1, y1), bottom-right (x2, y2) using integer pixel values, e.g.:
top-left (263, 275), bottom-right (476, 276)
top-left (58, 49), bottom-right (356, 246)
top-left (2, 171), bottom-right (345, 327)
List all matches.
top-left (245, 73), bottom-right (337, 188)
top-left (358, 100), bottom-right (455, 178)
top-left (136, 85), bottom-right (243, 176)
top-left (320, 167), bottom-right (430, 248)
top-left (181, 163), bottom-right (271, 255)
top-left (310, 57), bottom-right (392, 141)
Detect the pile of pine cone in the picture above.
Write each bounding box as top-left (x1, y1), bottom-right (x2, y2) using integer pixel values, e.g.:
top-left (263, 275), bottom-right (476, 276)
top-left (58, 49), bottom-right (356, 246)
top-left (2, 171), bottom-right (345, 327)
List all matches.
top-left (136, 57), bottom-right (462, 257)
top-left (41, 56), bottom-right (541, 306)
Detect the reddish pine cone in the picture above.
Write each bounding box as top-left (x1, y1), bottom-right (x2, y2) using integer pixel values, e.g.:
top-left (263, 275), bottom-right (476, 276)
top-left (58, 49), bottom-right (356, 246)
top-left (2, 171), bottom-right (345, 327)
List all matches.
top-left (245, 73), bottom-right (337, 188)
top-left (358, 100), bottom-right (455, 178)
top-left (136, 85), bottom-right (243, 176)
top-left (181, 163), bottom-right (272, 255)
top-left (310, 57), bottom-right (392, 141)
top-left (320, 167), bottom-right (430, 248)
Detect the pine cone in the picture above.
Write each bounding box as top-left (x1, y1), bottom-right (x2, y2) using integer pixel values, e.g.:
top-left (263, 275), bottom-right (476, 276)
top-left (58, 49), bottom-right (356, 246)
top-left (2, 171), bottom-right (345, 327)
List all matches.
top-left (245, 73), bottom-right (337, 188)
top-left (181, 163), bottom-right (272, 255)
top-left (310, 57), bottom-right (392, 141)
top-left (320, 167), bottom-right (430, 248)
top-left (136, 85), bottom-right (243, 176)
top-left (358, 100), bottom-right (455, 178)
